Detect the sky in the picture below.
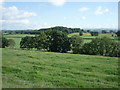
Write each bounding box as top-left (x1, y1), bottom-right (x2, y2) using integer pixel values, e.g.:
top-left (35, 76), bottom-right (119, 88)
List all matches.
top-left (1, 1), bottom-right (118, 30)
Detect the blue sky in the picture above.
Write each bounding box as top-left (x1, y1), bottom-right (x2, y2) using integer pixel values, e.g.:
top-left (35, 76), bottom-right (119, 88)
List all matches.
top-left (2, 1), bottom-right (118, 30)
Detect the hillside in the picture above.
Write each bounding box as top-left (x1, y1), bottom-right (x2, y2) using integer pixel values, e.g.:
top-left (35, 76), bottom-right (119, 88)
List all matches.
top-left (2, 48), bottom-right (118, 88)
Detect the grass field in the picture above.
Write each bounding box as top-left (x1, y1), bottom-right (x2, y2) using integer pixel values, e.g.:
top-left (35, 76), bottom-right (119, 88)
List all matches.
top-left (68, 33), bottom-right (116, 39)
top-left (2, 48), bottom-right (118, 88)
top-left (4, 34), bottom-right (35, 48)
top-left (68, 33), bottom-right (118, 43)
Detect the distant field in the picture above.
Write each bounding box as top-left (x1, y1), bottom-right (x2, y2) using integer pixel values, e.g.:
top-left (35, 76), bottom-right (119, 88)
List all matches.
top-left (4, 34), bottom-right (35, 48)
top-left (2, 48), bottom-right (118, 88)
top-left (68, 33), bottom-right (117, 43)
top-left (68, 33), bottom-right (116, 38)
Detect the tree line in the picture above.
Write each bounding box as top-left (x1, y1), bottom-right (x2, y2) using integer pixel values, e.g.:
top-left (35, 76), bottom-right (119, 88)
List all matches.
top-left (2, 26), bottom-right (83, 35)
top-left (19, 30), bottom-right (119, 57)
top-left (2, 30), bottom-right (120, 57)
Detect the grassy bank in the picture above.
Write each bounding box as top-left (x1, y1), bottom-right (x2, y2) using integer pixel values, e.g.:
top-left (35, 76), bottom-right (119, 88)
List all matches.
top-left (2, 48), bottom-right (118, 88)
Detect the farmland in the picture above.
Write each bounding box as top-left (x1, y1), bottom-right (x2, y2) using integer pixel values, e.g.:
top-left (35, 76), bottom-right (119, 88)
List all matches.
top-left (2, 33), bottom-right (119, 88)
top-left (2, 48), bottom-right (118, 88)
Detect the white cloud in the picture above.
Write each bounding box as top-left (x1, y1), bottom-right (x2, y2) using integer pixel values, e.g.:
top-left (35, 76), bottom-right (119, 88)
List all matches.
top-left (49, 0), bottom-right (66, 6)
top-left (2, 6), bottom-right (37, 20)
top-left (95, 6), bottom-right (109, 15)
top-left (79, 7), bottom-right (89, 12)
top-left (81, 16), bottom-right (86, 20)
top-left (1, 6), bottom-right (38, 30)
top-left (0, 0), bottom-right (3, 6)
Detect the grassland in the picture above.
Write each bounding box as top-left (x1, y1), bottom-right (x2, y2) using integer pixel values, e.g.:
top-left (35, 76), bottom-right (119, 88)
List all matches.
top-left (2, 48), bottom-right (118, 88)
top-left (2, 33), bottom-right (119, 88)
top-left (69, 33), bottom-right (118, 43)
top-left (4, 34), bottom-right (35, 48)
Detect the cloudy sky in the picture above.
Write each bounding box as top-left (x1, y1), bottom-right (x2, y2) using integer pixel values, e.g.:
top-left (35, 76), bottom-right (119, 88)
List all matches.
top-left (1, 1), bottom-right (118, 30)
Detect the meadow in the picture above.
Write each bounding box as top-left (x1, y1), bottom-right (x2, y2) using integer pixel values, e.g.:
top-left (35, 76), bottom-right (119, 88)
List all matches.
top-left (2, 48), bottom-right (118, 88)
top-left (2, 33), bottom-right (119, 88)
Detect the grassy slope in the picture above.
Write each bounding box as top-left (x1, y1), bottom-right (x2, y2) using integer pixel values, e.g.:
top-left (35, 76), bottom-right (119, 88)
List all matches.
top-left (2, 48), bottom-right (118, 88)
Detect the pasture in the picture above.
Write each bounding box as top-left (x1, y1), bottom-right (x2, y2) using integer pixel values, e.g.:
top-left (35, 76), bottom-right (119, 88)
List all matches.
top-left (2, 48), bottom-right (118, 88)
top-left (4, 34), bottom-right (35, 48)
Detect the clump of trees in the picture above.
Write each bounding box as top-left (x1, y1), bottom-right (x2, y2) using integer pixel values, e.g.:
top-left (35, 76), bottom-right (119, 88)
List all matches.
top-left (79, 31), bottom-right (83, 36)
top-left (116, 30), bottom-right (120, 37)
top-left (70, 35), bottom-right (83, 54)
top-left (1, 37), bottom-right (9, 48)
top-left (3, 26), bottom-right (83, 35)
top-left (20, 30), bottom-right (71, 53)
top-left (90, 31), bottom-right (99, 36)
top-left (20, 30), bottom-right (119, 57)
top-left (0, 37), bottom-right (15, 48)
top-left (76, 37), bottom-right (120, 57)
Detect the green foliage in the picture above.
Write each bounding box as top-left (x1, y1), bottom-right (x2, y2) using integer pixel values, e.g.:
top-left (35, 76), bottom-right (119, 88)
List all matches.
top-left (116, 30), bottom-right (120, 37)
top-left (79, 31), bottom-right (83, 36)
top-left (8, 39), bottom-right (16, 48)
top-left (1, 37), bottom-right (9, 48)
top-left (34, 32), bottom-right (48, 50)
top-left (80, 37), bottom-right (120, 57)
top-left (20, 30), bottom-right (70, 53)
top-left (90, 31), bottom-right (99, 36)
top-left (45, 30), bottom-right (70, 53)
top-left (70, 35), bottom-right (83, 54)
top-left (39, 26), bottom-right (82, 34)
top-left (102, 30), bottom-right (107, 34)
top-left (20, 36), bottom-right (35, 50)
top-left (108, 42), bottom-right (120, 57)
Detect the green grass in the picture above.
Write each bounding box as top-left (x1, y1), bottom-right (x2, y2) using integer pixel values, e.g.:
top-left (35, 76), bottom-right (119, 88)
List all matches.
top-left (4, 34), bottom-right (35, 48)
top-left (2, 48), bottom-right (118, 88)
top-left (68, 33), bottom-right (118, 43)
top-left (4, 34), bottom-right (35, 38)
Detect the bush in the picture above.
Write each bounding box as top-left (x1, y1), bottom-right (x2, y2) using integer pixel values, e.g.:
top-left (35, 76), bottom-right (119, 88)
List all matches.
top-left (34, 32), bottom-right (47, 50)
top-left (90, 31), bottom-right (99, 36)
top-left (80, 37), bottom-right (119, 57)
top-left (20, 36), bottom-right (35, 50)
top-left (79, 31), bottom-right (83, 36)
top-left (45, 30), bottom-right (70, 53)
top-left (1, 37), bottom-right (9, 48)
top-left (108, 42), bottom-right (120, 57)
top-left (116, 30), bottom-right (120, 37)
top-left (70, 35), bottom-right (83, 54)
top-left (8, 39), bottom-right (15, 48)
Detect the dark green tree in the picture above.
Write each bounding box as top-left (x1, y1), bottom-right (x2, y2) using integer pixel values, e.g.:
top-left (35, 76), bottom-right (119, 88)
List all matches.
top-left (81, 37), bottom-right (114, 56)
top-left (8, 39), bottom-right (15, 48)
top-left (70, 35), bottom-right (83, 54)
top-left (102, 30), bottom-right (107, 33)
top-left (20, 36), bottom-right (35, 50)
top-left (116, 30), bottom-right (120, 37)
top-left (90, 31), bottom-right (99, 36)
top-left (45, 30), bottom-right (70, 53)
top-left (34, 32), bottom-right (47, 50)
top-left (79, 31), bottom-right (83, 36)
top-left (2, 37), bottom-right (9, 48)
